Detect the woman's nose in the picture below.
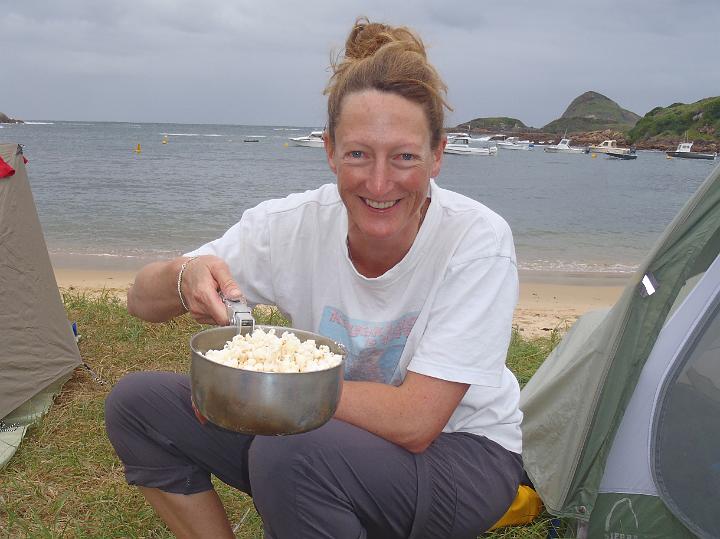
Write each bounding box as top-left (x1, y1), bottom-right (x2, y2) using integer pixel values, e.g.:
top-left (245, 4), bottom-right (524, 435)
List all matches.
top-left (366, 160), bottom-right (392, 196)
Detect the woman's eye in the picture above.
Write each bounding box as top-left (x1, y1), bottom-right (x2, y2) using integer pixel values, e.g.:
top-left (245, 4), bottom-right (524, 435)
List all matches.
top-left (349, 150), bottom-right (363, 159)
top-left (399, 153), bottom-right (415, 161)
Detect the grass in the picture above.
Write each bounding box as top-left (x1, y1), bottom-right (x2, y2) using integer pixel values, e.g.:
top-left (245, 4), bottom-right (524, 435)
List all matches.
top-left (0, 291), bottom-right (560, 538)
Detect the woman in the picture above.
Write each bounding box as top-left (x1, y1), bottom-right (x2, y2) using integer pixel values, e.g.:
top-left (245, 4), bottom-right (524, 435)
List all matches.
top-left (106, 18), bottom-right (523, 539)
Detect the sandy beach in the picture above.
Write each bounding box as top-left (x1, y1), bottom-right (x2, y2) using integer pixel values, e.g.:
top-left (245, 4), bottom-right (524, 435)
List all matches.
top-left (52, 254), bottom-right (628, 339)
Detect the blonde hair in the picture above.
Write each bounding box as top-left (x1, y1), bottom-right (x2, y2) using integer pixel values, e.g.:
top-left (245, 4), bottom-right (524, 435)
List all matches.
top-left (324, 17), bottom-right (451, 149)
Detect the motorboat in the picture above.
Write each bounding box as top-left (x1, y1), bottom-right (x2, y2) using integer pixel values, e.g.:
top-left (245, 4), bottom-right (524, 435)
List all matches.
top-left (444, 135), bottom-right (497, 156)
top-left (289, 130), bottom-right (325, 148)
top-left (446, 132), bottom-right (469, 139)
top-left (543, 138), bottom-right (587, 154)
top-left (666, 141), bottom-right (717, 160)
top-left (588, 140), bottom-right (631, 155)
top-left (496, 137), bottom-right (531, 150)
top-left (607, 148), bottom-right (638, 160)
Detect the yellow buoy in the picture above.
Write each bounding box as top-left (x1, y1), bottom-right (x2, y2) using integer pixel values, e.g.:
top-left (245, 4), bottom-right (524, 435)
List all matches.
top-left (283, 142), bottom-right (289, 148)
top-left (134, 143), bottom-right (142, 153)
top-left (162, 135), bottom-right (168, 145)
top-left (591, 153), bottom-right (597, 158)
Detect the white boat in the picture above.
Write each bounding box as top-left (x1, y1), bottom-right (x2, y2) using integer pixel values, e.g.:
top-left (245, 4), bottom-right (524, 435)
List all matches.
top-left (444, 135), bottom-right (497, 156)
top-left (496, 137), bottom-right (531, 150)
top-left (666, 141), bottom-right (717, 160)
top-left (446, 132), bottom-right (469, 139)
top-left (543, 138), bottom-right (587, 154)
top-left (588, 139), bottom-right (630, 155)
top-left (289, 130), bottom-right (325, 148)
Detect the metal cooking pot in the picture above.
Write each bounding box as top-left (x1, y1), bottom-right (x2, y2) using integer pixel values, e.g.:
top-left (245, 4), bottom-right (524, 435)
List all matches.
top-left (190, 325), bottom-right (346, 436)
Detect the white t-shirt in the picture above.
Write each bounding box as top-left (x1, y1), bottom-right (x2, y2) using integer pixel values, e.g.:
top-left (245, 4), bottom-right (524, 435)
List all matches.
top-left (186, 180), bottom-right (522, 453)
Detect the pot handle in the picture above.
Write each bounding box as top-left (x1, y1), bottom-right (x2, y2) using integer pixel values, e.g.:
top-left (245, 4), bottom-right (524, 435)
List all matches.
top-left (220, 293), bottom-right (255, 333)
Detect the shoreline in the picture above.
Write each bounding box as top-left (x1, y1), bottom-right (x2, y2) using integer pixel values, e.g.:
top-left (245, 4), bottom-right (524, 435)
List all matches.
top-left (51, 254), bottom-right (628, 339)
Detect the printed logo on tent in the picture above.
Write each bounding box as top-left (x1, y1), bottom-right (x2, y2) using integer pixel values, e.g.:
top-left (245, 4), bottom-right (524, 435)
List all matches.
top-left (605, 497), bottom-right (640, 539)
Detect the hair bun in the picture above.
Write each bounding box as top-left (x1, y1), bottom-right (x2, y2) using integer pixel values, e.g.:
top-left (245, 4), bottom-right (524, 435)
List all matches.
top-left (344, 17), bottom-right (426, 60)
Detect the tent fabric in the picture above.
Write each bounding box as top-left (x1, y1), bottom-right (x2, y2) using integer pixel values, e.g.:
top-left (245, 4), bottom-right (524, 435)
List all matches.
top-left (0, 376), bottom-right (69, 469)
top-left (587, 493), bottom-right (696, 538)
top-left (651, 281), bottom-right (720, 538)
top-left (600, 252), bottom-right (720, 498)
top-left (0, 142), bottom-right (81, 467)
top-left (520, 161), bottom-right (720, 532)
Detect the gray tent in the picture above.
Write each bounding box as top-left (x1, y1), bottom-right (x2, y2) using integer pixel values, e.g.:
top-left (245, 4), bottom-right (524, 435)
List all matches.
top-left (0, 142), bottom-right (82, 468)
top-left (520, 161), bottom-right (720, 538)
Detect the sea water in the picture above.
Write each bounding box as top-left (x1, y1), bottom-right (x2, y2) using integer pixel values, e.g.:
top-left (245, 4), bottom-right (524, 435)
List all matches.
top-left (3, 121), bottom-right (717, 274)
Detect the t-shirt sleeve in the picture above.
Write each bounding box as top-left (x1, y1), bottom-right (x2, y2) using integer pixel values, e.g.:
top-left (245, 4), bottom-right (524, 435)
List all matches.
top-left (183, 204), bottom-right (276, 307)
top-left (407, 252), bottom-right (518, 388)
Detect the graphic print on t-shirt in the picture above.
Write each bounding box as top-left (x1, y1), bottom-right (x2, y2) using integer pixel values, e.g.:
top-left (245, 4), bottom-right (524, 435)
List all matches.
top-left (319, 306), bottom-right (419, 385)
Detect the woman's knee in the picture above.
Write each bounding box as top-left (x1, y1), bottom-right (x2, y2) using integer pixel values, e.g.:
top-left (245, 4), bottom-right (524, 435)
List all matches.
top-left (104, 371), bottom-right (190, 453)
top-left (106, 372), bottom-right (149, 426)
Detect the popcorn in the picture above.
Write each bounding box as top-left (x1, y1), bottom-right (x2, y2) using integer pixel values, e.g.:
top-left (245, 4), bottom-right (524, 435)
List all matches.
top-left (204, 328), bottom-right (343, 373)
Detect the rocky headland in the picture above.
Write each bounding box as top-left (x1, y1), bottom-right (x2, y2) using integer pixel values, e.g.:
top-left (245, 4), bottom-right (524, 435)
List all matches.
top-left (455, 92), bottom-right (720, 153)
top-left (0, 112), bottom-right (23, 124)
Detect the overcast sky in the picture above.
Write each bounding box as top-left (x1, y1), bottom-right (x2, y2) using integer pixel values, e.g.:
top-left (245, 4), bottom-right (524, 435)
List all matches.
top-left (2, 0), bottom-right (718, 128)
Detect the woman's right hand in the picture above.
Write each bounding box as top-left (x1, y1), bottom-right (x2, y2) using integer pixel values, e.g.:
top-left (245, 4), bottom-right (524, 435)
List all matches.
top-left (178, 255), bottom-right (245, 326)
top-left (127, 255), bottom-right (244, 325)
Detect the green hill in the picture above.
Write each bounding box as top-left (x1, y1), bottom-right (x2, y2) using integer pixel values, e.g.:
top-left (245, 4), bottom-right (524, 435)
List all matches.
top-left (542, 91), bottom-right (640, 134)
top-left (458, 117), bottom-right (527, 132)
top-left (627, 96), bottom-right (720, 144)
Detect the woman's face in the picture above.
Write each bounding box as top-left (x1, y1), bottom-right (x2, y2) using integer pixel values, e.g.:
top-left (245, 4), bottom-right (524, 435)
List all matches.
top-left (325, 90), bottom-right (445, 248)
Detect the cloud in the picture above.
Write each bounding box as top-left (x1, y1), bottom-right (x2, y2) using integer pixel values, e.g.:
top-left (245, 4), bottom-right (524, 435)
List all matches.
top-left (1, 0), bottom-right (718, 126)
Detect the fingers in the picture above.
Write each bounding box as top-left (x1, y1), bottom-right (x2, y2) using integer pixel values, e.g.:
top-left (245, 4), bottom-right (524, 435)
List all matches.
top-left (211, 261), bottom-right (244, 301)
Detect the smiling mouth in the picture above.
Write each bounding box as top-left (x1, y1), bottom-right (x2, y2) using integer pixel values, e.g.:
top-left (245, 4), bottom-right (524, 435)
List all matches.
top-left (362, 198), bottom-right (399, 210)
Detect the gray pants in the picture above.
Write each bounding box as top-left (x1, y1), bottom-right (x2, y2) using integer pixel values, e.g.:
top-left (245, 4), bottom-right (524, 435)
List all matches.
top-left (105, 372), bottom-right (522, 539)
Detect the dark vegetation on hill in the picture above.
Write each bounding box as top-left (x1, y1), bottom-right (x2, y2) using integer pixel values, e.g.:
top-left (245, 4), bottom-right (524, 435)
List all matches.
top-left (542, 91), bottom-right (640, 134)
top-left (457, 117), bottom-right (527, 132)
top-left (627, 97), bottom-right (720, 147)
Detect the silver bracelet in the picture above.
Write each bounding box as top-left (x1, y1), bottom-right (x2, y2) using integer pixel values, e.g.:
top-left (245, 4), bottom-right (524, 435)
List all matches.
top-left (177, 256), bottom-right (199, 311)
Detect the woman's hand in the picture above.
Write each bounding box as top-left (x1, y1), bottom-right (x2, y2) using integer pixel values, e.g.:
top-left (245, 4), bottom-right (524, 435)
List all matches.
top-left (127, 255), bottom-right (244, 324)
top-left (179, 255), bottom-right (244, 325)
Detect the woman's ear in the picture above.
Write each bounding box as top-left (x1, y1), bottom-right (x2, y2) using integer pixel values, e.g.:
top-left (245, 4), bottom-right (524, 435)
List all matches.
top-left (431, 136), bottom-right (446, 178)
top-left (324, 131), bottom-right (338, 174)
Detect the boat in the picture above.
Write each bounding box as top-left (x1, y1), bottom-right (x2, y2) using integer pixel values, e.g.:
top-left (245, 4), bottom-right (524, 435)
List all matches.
top-left (444, 135), bottom-right (497, 156)
top-left (496, 137), bottom-right (531, 150)
top-left (665, 141), bottom-right (717, 160)
top-left (543, 138), bottom-right (587, 154)
top-left (289, 130), bottom-right (325, 148)
top-left (588, 140), bottom-right (631, 155)
top-left (606, 148), bottom-right (638, 160)
top-left (445, 132), bottom-right (469, 139)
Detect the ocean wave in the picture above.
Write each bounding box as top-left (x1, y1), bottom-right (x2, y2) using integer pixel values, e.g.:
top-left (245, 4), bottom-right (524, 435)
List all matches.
top-left (161, 133), bottom-right (223, 137)
top-left (273, 128), bottom-right (301, 131)
top-left (23, 121), bottom-right (55, 125)
top-left (519, 259), bottom-right (638, 274)
top-left (48, 248), bottom-right (183, 259)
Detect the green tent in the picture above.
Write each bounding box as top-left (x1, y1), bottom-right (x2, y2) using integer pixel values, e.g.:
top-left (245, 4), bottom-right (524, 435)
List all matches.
top-left (0, 143), bottom-right (81, 469)
top-left (520, 161), bottom-right (720, 538)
